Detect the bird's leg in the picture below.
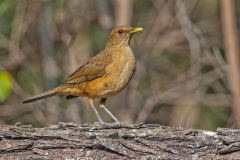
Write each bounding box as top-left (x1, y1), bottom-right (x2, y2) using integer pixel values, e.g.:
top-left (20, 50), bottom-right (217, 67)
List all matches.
top-left (99, 98), bottom-right (120, 123)
top-left (88, 98), bottom-right (105, 124)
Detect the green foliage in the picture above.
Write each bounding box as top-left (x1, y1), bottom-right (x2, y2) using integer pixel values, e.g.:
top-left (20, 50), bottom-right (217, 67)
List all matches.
top-left (0, 0), bottom-right (16, 37)
top-left (55, 0), bottom-right (65, 7)
top-left (198, 106), bottom-right (229, 130)
top-left (160, 51), bottom-right (189, 72)
top-left (88, 25), bottom-right (108, 55)
top-left (0, 71), bottom-right (12, 103)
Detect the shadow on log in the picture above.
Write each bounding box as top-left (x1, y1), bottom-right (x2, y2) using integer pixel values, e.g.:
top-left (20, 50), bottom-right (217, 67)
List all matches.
top-left (0, 123), bottom-right (240, 159)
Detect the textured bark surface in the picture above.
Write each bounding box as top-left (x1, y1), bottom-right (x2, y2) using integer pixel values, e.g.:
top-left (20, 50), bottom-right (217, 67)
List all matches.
top-left (0, 123), bottom-right (240, 159)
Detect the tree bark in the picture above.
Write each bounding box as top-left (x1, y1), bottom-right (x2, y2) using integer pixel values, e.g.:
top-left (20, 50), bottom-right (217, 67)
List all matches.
top-left (0, 123), bottom-right (240, 159)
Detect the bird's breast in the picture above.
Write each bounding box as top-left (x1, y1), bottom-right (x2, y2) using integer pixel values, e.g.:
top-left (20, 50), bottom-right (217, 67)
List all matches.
top-left (102, 47), bottom-right (136, 95)
top-left (85, 47), bottom-right (136, 98)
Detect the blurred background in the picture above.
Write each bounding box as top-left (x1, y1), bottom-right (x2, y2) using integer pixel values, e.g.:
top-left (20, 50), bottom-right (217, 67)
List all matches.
top-left (0, 0), bottom-right (240, 131)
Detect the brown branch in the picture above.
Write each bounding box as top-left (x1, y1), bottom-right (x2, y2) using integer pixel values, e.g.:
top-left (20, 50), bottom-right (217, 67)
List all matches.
top-left (0, 123), bottom-right (240, 159)
top-left (135, 65), bottom-right (227, 123)
top-left (220, 0), bottom-right (240, 128)
top-left (113, 0), bottom-right (133, 26)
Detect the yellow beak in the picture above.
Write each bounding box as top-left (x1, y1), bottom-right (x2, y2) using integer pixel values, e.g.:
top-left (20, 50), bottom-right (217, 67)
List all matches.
top-left (130, 27), bottom-right (143, 34)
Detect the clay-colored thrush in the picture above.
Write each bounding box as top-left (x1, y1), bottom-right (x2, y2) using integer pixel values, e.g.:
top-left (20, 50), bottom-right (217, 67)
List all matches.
top-left (22, 26), bottom-right (143, 124)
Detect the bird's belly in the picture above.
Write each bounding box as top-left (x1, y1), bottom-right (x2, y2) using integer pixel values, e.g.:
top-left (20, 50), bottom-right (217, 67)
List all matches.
top-left (84, 55), bottom-right (136, 98)
top-left (98, 69), bottom-right (134, 97)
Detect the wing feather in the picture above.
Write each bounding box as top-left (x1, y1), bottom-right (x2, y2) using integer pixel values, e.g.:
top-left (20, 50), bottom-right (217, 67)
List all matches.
top-left (64, 51), bottom-right (112, 85)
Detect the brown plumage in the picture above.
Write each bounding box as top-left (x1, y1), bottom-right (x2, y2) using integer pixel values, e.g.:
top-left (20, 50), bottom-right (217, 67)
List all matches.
top-left (22, 26), bottom-right (143, 124)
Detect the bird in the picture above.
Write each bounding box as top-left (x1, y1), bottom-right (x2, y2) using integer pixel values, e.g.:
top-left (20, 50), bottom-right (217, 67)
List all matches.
top-left (21, 26), bottom-right (143, 124)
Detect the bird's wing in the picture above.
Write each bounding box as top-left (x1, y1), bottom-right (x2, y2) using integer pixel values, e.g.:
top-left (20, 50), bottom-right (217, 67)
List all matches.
top-left (63, 51), bottom-right (112, 85)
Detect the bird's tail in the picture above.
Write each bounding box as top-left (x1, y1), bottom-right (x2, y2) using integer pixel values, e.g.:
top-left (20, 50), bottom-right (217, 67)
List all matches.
top-left (21, 86), bottom-right (62, 104)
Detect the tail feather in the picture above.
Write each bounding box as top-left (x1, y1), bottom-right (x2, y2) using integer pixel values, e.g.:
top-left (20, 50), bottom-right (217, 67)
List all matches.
top-left (21, 88), bottom-right (59, 104)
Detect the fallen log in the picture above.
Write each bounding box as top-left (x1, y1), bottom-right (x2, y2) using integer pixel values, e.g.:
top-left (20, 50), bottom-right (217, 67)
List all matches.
top-left (0, 122), bottom-right (240, 159)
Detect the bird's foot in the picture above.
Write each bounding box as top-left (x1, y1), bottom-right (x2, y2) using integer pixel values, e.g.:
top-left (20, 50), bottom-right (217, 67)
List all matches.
top-left (94, 120), bottom-right (127, 126)
top-left (106, 121), bottom-right (127, 126)
top-left (114, 120), bottom-right (124, 125)
top-left (99, 119), bottom-right (106, 125)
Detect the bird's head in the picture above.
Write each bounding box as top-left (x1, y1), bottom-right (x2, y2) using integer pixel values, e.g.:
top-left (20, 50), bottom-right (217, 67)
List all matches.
top-left (106, 26), bottom-right (143, 48)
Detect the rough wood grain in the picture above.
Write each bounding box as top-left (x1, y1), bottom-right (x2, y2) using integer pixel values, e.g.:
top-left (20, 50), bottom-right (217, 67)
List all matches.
top-left (0, 123), bottom-right (240, 159)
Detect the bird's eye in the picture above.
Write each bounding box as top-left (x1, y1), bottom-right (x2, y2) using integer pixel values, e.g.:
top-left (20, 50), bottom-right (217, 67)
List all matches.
top-left (118, 29), bottom-right (123, 34)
